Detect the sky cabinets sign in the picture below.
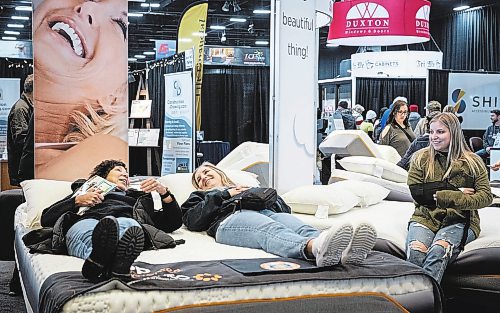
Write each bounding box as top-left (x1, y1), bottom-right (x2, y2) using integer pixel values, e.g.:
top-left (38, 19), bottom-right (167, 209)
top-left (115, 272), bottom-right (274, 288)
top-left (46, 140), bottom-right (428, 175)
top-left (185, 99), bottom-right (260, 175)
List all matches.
top-left (350, 51), bottom-right (442, 78)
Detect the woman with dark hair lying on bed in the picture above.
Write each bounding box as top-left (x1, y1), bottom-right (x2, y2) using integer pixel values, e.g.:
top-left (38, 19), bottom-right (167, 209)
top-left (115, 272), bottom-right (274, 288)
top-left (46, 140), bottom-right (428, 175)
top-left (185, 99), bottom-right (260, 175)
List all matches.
top-left (407, 113), bottom-right (492, 283)
top-left (182, 162), bottom-right (377, 267)
top-left (24, 159), bottom-right (183, 282)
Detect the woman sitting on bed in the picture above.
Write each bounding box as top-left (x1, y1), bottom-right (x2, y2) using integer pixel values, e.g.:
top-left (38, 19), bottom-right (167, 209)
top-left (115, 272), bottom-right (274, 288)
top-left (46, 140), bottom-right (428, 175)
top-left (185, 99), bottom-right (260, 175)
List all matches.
top-left (24, 160), bottom-right (183, 283)
top-left (406, 113), bottom-right (493, 283)
top-left (182, 162), bottom-right (377, 267)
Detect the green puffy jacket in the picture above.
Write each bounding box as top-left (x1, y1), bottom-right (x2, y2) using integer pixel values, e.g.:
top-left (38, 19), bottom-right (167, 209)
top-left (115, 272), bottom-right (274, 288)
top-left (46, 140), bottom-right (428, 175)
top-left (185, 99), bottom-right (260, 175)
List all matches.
top-left (407, 149), bottom-right (493, 237)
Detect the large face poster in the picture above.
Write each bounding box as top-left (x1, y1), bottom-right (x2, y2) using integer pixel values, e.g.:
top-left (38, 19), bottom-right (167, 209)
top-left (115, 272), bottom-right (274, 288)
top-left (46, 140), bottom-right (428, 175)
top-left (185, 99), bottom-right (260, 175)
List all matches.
top-left (33, 0), bottom-right (128, 181)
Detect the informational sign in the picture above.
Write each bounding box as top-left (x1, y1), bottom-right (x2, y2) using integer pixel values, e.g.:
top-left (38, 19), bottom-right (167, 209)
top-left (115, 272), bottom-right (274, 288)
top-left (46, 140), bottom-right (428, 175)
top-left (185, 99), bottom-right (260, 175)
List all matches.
top-left (0, 41), bottom-right (33, 59)
top-left (328, 0), bottom-right (431, 46)
top-left (270, 0), bottom-right (316, 194)
top-left (137, 129), bottom-right (160, 146)
top-left (448, 73), bottom-right (500, 130)
top-left (351, 51), bottom-right (442, 78)
top-left (204, 46), bottom-right (270, 66)
top-left (0, 78), bottom-right (21, 159)
top-left (130, 100), bottom-right (152, 118)
top-left (155, 40), bottom-right (177, 60)
top-left (161, 71), bottom-right (195, 175)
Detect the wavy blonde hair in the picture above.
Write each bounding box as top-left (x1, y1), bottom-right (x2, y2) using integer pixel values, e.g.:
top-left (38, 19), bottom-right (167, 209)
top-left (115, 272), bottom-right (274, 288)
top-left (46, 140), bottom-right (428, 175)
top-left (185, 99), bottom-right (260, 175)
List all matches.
top-left (413, 113), bottom-right (484, 181)
top-left (192, 162), bottom-right (235, 190)
top-left (63, 83), bottom-right (128, 142)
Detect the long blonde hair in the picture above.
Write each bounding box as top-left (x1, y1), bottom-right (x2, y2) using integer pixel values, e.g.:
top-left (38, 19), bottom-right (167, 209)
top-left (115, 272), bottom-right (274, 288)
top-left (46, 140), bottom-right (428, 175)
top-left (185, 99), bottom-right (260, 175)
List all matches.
top-left (192, 162), bottom-right (235, 190)
top-left (413, 113), bottom-right (484, 181)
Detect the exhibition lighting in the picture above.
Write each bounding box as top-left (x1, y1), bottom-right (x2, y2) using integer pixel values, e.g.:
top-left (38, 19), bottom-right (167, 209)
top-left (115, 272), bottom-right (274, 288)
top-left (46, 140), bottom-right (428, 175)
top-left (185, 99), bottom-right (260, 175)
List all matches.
top-left (253, 9), bottom-right (271, 14)
top-left (230, 17), bottom-right (247, 22)
top-left (178, 38), bottom-right (193, 43)
top-left (255, 40), bottom-right (269, 45)
top-left (222, 1), bottom-right (230, 12)
top-left (233, 1), bottom-right (242, 12)
top-left (4, 31), bottom-right (20, 35)
top-left (326, 43), bottom-right (339, 47)
top-left (134, 54), bottom-right (146, 59)
top-left (15, 6), bottom-right (32, 11)
top-left (210, 25), bottom-right (226, 30)
top-left (453, 5), bottom-right (470, 11)
top-left (143, 51), bottom-right (155, 55)
top-left (11, 16), bottom-right (30, 20)
top-left (140, 3), bottom-right (149, 7)
top-left (2, 37), bottom-right (17, 40)
top-left (7, 24), bottom-right (24, 28)
top-left (127, 13), bottom-right (144, 17)
top-left (128, 58), bottom-right (138, 62)
top-left (150, 3), bottom-right (160, 8)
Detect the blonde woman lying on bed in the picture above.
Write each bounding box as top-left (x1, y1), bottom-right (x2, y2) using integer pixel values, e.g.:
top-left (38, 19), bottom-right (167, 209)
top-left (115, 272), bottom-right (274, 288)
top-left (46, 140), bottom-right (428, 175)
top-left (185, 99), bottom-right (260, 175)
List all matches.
top-left (181, 162), bottom-right (377, 267)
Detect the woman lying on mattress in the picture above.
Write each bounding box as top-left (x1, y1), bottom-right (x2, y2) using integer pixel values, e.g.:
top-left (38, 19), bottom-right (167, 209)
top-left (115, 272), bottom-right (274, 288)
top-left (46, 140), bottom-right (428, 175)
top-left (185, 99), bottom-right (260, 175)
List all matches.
top-left (182, 162), bottom-right (377, 267)
top-left (406, 113), bottom-right (493, 283)
top-left (23, 160), bottom-right (183, 283)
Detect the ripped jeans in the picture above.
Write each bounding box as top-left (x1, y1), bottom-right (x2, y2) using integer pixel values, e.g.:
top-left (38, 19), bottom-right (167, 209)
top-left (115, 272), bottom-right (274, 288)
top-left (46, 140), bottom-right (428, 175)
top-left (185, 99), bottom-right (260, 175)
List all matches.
top-left (406, 222), bottom-right (476, 283)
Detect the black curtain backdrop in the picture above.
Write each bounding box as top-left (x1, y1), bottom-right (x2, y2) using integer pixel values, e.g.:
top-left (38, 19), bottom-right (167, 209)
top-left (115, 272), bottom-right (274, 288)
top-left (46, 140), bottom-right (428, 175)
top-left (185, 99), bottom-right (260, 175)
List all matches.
top-left (428, 69), bottom-right (450, 107)
top-left (128, 55), bottom-right (186, 176)
top-left (0, 58), bottom-right (33, 96)
top-left (200, 65), bottom-right (270, 150)
top-left (356, 78), bottom-right (426, 115)
top-left (431, 3), bottom-right (500, 72)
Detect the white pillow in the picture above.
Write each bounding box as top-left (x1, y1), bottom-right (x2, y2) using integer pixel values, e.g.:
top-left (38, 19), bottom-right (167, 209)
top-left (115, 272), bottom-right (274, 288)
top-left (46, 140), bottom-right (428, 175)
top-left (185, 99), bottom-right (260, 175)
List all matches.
top-left (281, 185), bottom-right (359, 216)
top-left (159, 170), bottom-right (260, 205)
top-left (329, 180), bottom-right (390, 207)
top-left (329, 169), bottom-right (413, 202)
top-left (338, 156), bottom-right (408, 183)
top-left (21, 179), bottom-right (73, 228)
top-left (375, 144), bottom-right (402, 164)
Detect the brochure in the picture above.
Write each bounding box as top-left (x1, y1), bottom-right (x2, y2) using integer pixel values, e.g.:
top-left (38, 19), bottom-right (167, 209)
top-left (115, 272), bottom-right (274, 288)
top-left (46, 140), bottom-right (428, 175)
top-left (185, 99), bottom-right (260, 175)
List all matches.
top-left (78, 175), bottom-right (117, 196)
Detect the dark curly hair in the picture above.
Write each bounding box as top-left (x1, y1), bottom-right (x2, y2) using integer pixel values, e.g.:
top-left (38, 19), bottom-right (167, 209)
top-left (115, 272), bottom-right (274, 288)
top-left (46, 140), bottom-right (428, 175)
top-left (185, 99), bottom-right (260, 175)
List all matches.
top-left (89, 160), bottom-right (127, 179)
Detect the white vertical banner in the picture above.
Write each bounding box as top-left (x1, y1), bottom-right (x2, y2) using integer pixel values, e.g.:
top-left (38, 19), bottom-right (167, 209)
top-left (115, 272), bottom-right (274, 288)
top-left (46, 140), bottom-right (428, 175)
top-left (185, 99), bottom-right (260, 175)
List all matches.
top-left (162, 70), bottom-right (195, 175)
top-left (0, 78), bottom-right (21, 158)
top-left (270, 0), bottom-right (316, 194)
top-left (448, 73), bottom-right (500, 130)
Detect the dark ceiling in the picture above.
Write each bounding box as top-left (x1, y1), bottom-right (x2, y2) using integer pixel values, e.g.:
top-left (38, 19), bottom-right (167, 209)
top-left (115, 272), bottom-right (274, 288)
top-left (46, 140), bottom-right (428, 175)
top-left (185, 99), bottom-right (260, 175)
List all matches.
top-left (0, 0), bottom-right (497, 63)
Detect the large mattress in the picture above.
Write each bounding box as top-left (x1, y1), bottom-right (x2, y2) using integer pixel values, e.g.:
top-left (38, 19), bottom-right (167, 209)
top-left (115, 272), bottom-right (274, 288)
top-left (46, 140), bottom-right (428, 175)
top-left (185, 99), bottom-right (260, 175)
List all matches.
top-left (14, 203), bottom-right (440, 313)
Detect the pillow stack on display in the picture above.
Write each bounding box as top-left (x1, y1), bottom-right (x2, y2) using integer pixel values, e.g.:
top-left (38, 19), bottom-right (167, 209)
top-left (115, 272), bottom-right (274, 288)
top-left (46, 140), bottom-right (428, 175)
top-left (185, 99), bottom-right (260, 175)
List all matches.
top-left (338, 156), bottom-right (408, 183)
top-left (281, 181), bottom-right (389, 216)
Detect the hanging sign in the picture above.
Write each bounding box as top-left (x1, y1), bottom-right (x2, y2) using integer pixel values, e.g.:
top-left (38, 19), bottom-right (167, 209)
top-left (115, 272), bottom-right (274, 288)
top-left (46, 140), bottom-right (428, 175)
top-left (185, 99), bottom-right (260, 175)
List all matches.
top-left (328, 0), bottom-right (431, 46)
top-left (161, 71), bottom-right (195, 175)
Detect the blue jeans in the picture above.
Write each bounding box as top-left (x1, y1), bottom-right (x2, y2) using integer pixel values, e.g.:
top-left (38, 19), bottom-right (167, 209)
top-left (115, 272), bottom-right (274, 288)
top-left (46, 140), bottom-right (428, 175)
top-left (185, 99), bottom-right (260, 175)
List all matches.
top-left (66, 217), bottom-right (141, 260)
top-left (406, 222), bottom-right (476, 283)
top-left (215, 209), bottom-right (320, 259)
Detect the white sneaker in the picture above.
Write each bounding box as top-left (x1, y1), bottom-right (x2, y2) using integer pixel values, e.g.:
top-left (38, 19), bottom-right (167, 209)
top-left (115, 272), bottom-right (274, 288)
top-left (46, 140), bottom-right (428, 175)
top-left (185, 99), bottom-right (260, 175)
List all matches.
top-left (343, 223), bottom-right (377, 265)
top-left (313, 224), bottom-right (353, 267)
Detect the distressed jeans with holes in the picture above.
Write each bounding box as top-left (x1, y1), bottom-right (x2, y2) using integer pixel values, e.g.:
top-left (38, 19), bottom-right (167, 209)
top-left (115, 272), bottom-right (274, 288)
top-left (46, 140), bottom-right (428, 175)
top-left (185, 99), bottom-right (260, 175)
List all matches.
top-left (215, 209), bottom-right (321, 260)
top-left (406, 221), bottom-right (476, 283)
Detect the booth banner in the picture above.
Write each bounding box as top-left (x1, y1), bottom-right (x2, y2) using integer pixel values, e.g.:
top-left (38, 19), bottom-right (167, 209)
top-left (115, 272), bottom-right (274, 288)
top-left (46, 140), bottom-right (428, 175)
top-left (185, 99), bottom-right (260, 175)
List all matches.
top-left (351, 51), bottom-right (442, 78)
top-left (448, 73), bottom-right (500, 130)
top-left (177, 1), bottom-right (208, 131)
top-left (155, 40), bottom-right (177, 60)
top-left (161, 71), bottom-right (195, 175)
top-left (33, 0), bottom-right (129, 181)
top-left (0, 40), bottom-right (33, 59)
top-left (0, 78), bottom-right (21, 158)
top-left (328, 0), bottom-right (431, 46)
top-left (204, 46), bottom-right (270, 66)
top-left (270, 0), bottom-right (316, 194)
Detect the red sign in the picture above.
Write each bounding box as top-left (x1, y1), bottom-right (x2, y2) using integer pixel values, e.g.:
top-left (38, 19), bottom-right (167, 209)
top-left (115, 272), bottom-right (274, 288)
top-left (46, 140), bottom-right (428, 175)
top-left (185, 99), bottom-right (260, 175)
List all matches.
top-left (328, 0), bottom-right (431, 46)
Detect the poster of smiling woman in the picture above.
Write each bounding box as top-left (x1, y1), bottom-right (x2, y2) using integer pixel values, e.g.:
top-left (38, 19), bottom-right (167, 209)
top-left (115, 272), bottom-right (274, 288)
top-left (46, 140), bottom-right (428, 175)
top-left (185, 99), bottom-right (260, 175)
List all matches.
top-left (33, 0), bottom-right (128, 181)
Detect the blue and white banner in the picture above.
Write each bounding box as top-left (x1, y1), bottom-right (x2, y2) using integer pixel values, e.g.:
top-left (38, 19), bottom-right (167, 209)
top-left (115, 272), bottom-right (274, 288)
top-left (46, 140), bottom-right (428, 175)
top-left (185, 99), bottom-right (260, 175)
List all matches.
top-left (0, 78), bottom-right (21, 159)
top-left (161, 71), bottom-right (195, 175)
top-left (155, 40), bottom-right (177, 60)
top-left (448, 73), bottom-right (500, 130)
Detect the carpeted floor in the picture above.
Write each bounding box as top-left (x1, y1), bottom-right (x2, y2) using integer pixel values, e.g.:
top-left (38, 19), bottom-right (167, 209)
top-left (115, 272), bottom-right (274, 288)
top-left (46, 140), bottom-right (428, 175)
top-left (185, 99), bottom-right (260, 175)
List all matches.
top-left (0, 261), bottom-right (27, 313)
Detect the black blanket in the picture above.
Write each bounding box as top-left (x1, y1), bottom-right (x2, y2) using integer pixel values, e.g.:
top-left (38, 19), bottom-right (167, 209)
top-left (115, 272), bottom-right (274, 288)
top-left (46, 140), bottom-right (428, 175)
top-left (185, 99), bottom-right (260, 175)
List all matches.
top-left (38, 252), bottom-right (435, 313)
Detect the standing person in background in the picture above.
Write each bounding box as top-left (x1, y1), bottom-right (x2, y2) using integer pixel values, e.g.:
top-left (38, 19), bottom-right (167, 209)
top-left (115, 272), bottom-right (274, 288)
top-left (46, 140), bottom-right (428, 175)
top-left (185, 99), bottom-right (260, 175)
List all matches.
top-left (360, 110), bottom-right (377, 139)
top-left (414, 101), bottom-right (442, 138)
top-left (379, 96), bottom-right (408, 131)
top-left (476, 110), bottom-right (500, 162)
top-left (352, 104), bottom-right (365, 129)
top-left (380, 100), bottom-right (416, 157)
top-left (373, 107), bottom-right (388, 142)
top-left (408, 104), bottom-right (421, 131)
top-left (7, 74), bottom-right (34, 186)
top-left (406, 113), bottom-right (492, 283)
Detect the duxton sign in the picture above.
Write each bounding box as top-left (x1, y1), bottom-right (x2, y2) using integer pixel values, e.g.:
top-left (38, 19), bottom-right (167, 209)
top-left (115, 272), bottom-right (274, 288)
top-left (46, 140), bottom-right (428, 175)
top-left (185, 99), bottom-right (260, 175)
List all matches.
top-left (328, 0), bottom-right (431, 46)
top-left (351, 51), bottom-right (442, 78)
top-left (448, 73), bottom-right (500, 130)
